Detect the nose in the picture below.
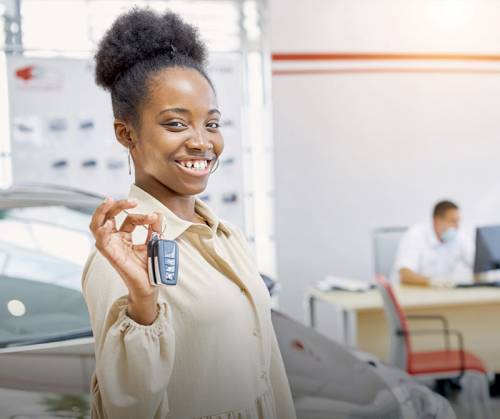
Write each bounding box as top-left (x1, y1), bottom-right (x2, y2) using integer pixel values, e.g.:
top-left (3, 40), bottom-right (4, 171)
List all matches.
top-left (185, 128), bottom-right (212, 152)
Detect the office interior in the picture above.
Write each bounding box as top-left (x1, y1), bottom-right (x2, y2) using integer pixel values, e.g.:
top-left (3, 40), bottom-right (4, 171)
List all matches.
top-left (1, 1), bottom-right (500, 418)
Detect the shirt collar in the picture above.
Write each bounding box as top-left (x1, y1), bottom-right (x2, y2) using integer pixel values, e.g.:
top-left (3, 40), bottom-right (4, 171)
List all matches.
top-left (128, 184), bottom-right (231, 240)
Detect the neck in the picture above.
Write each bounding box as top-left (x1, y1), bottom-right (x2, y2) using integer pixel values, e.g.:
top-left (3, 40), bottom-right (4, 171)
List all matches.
top-left (134, 177), bottom-right (197, 223)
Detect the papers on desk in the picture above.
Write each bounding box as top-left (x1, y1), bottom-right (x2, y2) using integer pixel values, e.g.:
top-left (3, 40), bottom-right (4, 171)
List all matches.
top-left (316, 275), bottom-right (375, 292)
top-left (449, 271), bottom-right (500, 287)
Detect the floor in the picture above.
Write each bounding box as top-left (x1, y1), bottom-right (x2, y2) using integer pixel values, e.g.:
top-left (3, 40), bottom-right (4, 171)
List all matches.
top-left (450, 396), bottom-right (500, 419)
top-left (1, 385), bottom-right (500, 419)
top-left (447, 377), bottom-right (500, 419)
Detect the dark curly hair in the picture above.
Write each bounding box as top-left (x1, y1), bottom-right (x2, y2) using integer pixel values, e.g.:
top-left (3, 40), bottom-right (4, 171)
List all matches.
top-left (94, 8), bottom-right (212, 126)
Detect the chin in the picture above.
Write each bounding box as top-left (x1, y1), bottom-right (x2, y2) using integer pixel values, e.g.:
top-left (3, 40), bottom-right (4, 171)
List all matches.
top-left (176, 181), bottom-right (209, 197)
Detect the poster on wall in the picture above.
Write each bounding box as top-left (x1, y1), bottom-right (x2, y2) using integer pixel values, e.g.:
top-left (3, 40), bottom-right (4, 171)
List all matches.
top-left (6, 57), bottom-right (127, 197)
top-left (6, 53), bottom-right (247, 229)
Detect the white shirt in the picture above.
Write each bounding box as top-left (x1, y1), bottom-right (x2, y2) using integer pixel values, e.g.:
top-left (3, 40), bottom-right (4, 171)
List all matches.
top-left (392, 223), bottom-right (474, 284)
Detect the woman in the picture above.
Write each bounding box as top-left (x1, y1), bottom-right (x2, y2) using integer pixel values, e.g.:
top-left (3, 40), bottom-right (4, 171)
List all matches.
top-left (81, 7), bottom-right (297, 419)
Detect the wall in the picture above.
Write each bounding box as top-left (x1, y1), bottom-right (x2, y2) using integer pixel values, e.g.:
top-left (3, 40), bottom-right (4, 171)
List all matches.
top-left (270, 0), bottom-right (500, 322)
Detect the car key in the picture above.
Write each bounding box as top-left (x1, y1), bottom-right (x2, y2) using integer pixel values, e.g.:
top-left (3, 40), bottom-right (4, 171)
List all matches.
top-left (147, 233), bottom-right (159, 286)
top-left (155, 237), bottom-right (179, 285)
top-left (148, 231), bottom-right (179, 286)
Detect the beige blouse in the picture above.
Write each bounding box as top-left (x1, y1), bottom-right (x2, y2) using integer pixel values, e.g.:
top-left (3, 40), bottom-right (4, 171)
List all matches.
top-left (81, 184), bottom-right (297, 419)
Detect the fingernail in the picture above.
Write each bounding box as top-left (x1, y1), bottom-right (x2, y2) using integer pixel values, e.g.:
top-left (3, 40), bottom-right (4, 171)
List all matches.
top-left (103, 197), bottom-right (110, 203)
top-left (128, 198), bottom-right (138, 204)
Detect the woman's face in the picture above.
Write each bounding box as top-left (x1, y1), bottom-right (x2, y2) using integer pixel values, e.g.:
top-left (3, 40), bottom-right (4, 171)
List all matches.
top-left (130, 67), bottom-right (223, 196)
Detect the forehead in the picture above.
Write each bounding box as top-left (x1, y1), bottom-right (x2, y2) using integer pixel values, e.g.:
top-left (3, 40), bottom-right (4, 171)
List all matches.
top-left (146, 67), bottom-right (217, 113)
top-left (443, 208), bottom-right (460, 219)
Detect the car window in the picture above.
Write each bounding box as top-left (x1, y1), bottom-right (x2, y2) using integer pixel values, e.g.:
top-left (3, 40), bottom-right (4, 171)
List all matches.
top-left (0, 206), bottom-right (94, 347)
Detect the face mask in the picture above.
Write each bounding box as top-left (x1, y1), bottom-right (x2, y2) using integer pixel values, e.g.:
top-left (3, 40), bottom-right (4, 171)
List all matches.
top-left (441, 227), bottom-right (458, 243)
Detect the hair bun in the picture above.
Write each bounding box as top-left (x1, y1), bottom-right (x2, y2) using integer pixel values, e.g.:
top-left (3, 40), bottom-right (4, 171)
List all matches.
top-left (95, 8), bottom-right (208, 90)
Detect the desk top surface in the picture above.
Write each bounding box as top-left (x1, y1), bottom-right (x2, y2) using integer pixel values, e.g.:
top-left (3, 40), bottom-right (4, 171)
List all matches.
top-left (308, 285), bottom-right (500, 311)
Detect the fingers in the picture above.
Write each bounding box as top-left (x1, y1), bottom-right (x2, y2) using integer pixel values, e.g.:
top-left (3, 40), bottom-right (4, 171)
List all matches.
top-left (94, 218), bottom-right (114, 252)
top-left (89, 197), bottom-right (138, 236)
top-left (89, 197), bottom-right (114, 235)
top-left (119, 213), bottom-right (158, 234)
top-left (145, 212), bottom-right (163, 243)
top-left (90, 197), bottom-right (163, 253)
top-left (151, 211), bottom-right (163, 233)
top-left (106, 198), bottom-right (139, 221)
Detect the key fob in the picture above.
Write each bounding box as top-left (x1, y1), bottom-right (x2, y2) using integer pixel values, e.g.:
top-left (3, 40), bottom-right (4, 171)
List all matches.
top-left (156, 239), bottom-right (179, 286)
top-left (148, 233), bottom-right (179, 286)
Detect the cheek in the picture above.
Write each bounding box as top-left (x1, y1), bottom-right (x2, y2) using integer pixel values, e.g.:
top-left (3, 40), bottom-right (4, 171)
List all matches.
top-left (141, 128), bottom-right (187, 158)
top-left (214, 134), bottom-right (224, 155)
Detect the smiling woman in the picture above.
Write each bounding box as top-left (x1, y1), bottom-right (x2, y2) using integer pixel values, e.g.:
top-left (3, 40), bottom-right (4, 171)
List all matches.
top-left (82, 7), bottom-right (296, 419)
top-left (94, 9), bottom-right (223, 201)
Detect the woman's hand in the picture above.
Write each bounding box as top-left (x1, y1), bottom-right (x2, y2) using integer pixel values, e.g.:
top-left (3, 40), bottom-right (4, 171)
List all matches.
top-left (89, 197), bottom-right (162, 304)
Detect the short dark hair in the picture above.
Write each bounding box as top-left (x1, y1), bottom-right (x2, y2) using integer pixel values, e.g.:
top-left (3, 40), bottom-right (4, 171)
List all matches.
top-left (433, 200), bottom-right (459, 218)
top-left (94, 8), bottom-right (211, 126)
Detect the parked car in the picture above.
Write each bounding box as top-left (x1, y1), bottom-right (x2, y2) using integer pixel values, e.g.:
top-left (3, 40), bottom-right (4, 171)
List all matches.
top-left (0, 183), bottom-right (102, 418)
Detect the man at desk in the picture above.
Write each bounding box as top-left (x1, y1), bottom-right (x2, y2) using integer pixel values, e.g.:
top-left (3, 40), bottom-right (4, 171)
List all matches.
top-left (393, 200), bottom-right (474, 287)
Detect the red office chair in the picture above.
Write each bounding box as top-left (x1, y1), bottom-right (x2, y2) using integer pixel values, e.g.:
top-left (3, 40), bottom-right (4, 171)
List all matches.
top-left (375, 276), bottom-right (487, 380)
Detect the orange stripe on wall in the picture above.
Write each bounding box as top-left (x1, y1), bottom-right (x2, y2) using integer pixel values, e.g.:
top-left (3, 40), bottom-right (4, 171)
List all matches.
top-left (272, 53), bottom-right (500, 62)
top-left (272, 68), bottom-right (500, 76)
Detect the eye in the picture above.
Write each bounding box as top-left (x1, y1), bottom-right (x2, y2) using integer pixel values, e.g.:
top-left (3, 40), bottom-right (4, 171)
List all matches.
top-left (165, 121), bottom-right (186, 128)
top-left (167, 121), bottom-right (185, 128)
top-left (206, 122), bottom-right (220, 129)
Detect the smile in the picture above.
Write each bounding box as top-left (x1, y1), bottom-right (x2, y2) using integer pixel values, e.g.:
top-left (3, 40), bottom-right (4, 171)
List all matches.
top-left (175, 159), bottom-right (212, 176)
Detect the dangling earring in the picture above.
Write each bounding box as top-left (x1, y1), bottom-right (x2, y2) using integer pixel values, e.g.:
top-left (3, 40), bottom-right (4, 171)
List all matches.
top-left (210, 158), bottom-right (220, 174)
top-left (128, 147), bottom-right (132, 175)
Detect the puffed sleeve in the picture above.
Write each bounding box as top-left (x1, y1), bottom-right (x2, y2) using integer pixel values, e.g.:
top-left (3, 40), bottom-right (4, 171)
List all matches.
top-left (269, 322), bottom-right (297, 419)
top-left (81, 248), bottom-right (175, 419)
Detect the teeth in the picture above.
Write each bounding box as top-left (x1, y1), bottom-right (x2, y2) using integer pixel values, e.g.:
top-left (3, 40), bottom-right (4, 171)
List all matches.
top-left (179, 160), bottom-right (208, 171)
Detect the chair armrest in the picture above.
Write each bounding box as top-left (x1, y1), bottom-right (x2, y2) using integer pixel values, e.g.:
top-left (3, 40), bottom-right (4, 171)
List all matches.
top-left (397, 328), bottom-right (465, 378)
top-left (406, 315), bottom-right (450, 349)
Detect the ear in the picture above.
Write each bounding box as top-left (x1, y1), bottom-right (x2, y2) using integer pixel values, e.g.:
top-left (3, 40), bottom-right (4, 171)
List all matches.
top-left (114, 119), bottom-right (135, 149)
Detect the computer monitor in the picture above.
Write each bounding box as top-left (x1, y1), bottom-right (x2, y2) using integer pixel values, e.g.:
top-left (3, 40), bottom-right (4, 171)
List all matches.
top-left (474, 225), bottom-right (500, 274)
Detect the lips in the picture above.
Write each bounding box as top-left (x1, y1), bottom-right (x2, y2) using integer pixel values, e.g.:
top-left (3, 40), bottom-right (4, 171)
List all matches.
top-left (174, 157), bottom-right (214, 176)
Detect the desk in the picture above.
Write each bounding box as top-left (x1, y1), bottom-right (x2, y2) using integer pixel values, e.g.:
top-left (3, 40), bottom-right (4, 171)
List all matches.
top-left (306, 285), bottom-right (500, 372)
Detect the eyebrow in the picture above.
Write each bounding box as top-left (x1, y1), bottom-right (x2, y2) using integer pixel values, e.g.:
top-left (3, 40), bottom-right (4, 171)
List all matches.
top-left (158, 107), bottom-right (221, 117)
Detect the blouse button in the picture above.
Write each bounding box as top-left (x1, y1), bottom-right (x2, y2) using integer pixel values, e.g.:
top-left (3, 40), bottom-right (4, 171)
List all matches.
top-left (252, 328), bottom-right (259, 337)
top-left (260, 371), bottom-right (267, 379)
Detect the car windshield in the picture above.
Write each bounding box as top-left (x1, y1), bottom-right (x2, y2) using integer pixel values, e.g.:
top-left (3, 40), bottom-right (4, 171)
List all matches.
top-left (0, 205), bottom-right (94, 347)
